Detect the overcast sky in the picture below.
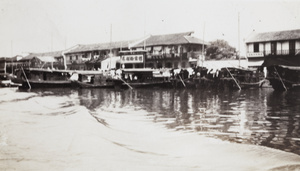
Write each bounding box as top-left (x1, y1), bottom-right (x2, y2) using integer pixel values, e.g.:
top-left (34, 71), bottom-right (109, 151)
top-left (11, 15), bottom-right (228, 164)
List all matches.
top-left (1, 0), bottom-right (300, 57)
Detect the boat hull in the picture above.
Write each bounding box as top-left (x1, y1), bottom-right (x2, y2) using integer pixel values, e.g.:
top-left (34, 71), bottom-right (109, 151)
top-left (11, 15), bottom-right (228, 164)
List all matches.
top-left (71, 80), bottom-right (114, 89)
top-left (19, 80), bottom-right (72, 89)
top-left (112, 79), bottom-right (172, 89)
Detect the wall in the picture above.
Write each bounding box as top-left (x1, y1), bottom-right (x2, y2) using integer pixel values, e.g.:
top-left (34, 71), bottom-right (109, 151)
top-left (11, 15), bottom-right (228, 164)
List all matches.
top-left (265, 42), bottom-right (271, 55)
top-left (277, 42), bottom-right (282, 52)
top-left (259, 43), bottom-right (264, 52)
top-left (296, 40), bottom-right (300, 49)
top-left (202, 59), bottom-right (248, 70)
top-left (282, 41), bottom-right (289, 50)
top-left (247, 43), bottom-right (253, 52)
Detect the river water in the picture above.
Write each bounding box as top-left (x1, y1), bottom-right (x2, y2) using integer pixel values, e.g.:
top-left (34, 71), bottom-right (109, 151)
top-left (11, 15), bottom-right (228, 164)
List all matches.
top-left (0, 87), bottom-right (300, 170)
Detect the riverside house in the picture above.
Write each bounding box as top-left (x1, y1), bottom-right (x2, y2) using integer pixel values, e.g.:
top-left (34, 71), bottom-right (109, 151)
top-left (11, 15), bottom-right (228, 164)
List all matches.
top-left (19, 51), bottom-right (65, 69)
top-left (130, 31), bottom-right (208, 69)
top-left (245, 29), bottom-right (300, 66)
top-left (64, 31), bottom-right (208, 70)
top-left (64, 40), bottom-right (135, 70)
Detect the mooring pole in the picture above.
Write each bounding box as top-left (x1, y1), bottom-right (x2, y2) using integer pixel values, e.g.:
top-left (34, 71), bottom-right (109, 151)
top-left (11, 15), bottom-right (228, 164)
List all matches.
top-left (119, 77), bottom-right (133, 89)
top-left (21, 67), bottom-right (31, 89)
top-left (226, 67), bottom-right (241, 90)
top-left (274, 66), bottom-right (287, 91)
top-left (179, 75), bottom-right (186, 88)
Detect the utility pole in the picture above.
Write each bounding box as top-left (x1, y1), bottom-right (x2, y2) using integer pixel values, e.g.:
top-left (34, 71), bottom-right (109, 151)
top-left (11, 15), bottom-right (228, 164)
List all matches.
top-left (10, 40), bottom-right (13, 74)
top-left (51, 32), bottom-right (53, 51)
top-left (202, 22), bottom-right (205, 67)
top-left (110, 24), bottom-right (112, 69)
top-left (238, 12), bottom-right (240, 67)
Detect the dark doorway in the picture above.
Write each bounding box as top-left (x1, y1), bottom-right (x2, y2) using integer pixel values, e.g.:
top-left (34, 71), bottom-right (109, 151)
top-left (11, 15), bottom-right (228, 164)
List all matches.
top-left (289, 40), bottom-right (296, 55)
top-left (271, 42), bottom-right (277, 55)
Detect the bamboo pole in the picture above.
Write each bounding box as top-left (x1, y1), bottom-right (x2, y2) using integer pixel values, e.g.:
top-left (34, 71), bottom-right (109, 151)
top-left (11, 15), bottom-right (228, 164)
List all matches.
top-left (21, 67), bottom-right (31, 89)
top-left (179, 75), bottom-right (186, 87)
top-left (274, 66), bottom-right (287, 91)
top-left (119, 77), bottom-right (133, 89)
top-left (225, 67), bottom-right (241, 90)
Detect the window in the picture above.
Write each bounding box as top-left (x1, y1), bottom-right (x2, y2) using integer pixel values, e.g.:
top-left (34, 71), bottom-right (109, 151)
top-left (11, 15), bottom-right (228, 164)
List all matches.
top-left (181, 62), bottom-right (186, 68)
top-left (254, 43), bottom-right (259, 52)
top-left (271, 42), bottom-right (277, 54)
top-left (70, 56), bottom-right (72, 60)
top-left (166, 62), bottom-right (172, 68)
top-left (76, 55), bottom-right (78, 60)
top-left (289, 40), bottom-right (296, 55)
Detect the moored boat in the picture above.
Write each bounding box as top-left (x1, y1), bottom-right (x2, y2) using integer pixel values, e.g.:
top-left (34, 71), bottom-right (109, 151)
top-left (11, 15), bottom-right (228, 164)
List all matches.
top-left (0, 73), bottom-right (22, 87)
top-left (15, 68), bottom-right (73, 89)
top-left (112, 68), bottom-right (172, 89)
top-left (263, 55), bottom-right (300, 91)
top-left (218, 67), bottom-right (265, 90)
top-left (70, 71), bottom-right (114, 88)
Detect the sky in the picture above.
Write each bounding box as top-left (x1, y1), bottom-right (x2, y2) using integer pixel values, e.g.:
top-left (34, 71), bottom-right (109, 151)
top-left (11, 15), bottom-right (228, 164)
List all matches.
top-left (0, 0), bottom-right (300, 57)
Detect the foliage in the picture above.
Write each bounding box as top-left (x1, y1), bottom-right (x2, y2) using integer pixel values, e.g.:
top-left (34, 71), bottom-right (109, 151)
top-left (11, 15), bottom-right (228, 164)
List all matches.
top-left (205, 39), bottom-right (237, 60)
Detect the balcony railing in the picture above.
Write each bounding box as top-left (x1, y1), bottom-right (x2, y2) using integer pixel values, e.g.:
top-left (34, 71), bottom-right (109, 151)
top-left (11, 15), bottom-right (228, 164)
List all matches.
top-left (146, 53), bottom-right (183, 60)
top-left (247, 49), bottom-right (300, 58)
top-left (187, 51), bottom-right (203, 59)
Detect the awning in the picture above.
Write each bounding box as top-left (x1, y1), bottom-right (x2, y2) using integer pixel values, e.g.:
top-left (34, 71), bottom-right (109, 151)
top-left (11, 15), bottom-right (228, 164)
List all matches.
top-left (262, 55), bottom-right (300, 67)
top-left (36, 56), bottom-right (56, 63)
top-left (101, 56), bottom-right (120, 70)
top-left (248, 60), bottom-right (264, 67)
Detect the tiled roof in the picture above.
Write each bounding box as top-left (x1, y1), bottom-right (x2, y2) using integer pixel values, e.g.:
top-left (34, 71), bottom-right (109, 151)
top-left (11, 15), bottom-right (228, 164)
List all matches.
top-left (246, 29), bottom-right (300, 43)
top-left (66, 40), bottom-right (136, 54)
top-left (183, 36), bottom-right (209, 45)
top-left (20, 51), bottom-right (63, 61)
top-left (65, 31), bottom-right (208, 54)
top-left (132, 31), bottom-right (207, 47)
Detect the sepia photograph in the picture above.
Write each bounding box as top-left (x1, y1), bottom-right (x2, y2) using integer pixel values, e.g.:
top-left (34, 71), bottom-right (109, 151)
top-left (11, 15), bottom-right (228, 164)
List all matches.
top-left (1, 0), bottom-right (300, 170)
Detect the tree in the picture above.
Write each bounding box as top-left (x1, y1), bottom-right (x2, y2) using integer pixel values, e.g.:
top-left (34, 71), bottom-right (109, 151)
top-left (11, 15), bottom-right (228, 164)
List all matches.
top-left (206, 39), bottom-right (237, 60)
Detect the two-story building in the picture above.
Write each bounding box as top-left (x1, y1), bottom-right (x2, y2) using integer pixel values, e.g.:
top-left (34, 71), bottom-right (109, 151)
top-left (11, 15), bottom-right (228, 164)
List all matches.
top-left (245, 29), bottom-right (300, 67)
top-left (64, 40), bottom-right (135, 70)
top-left (131, 31), bottom-right (208, 69)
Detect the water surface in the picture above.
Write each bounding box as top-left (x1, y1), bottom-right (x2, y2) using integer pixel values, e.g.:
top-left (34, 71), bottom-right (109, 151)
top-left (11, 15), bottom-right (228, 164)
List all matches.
top-left (0, 87), bottom-right (300, 171)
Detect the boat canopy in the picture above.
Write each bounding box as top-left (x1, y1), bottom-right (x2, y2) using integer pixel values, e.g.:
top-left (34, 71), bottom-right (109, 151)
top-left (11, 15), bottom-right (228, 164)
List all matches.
top-left (101, 56), bottom-right (120, 70)
top-left (121, 68), bottom-right (154, 73)
top-left (35, 56), bottom-right (56, 63)
top-left (262, 55), bottom-right (300, 67)
top-left (278, 65), bottom-right (300, 71)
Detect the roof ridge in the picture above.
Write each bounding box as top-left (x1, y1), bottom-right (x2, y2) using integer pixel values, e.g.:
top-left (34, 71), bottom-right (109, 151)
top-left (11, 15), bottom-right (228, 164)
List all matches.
top-left (183, 35), bottom-right (191, 44)
top-left (80, 39), bottom-right (138, 47)
top-left (256, 29), bottom-right (300, 35)
top-left (151, 31), bottom-right (194, 37)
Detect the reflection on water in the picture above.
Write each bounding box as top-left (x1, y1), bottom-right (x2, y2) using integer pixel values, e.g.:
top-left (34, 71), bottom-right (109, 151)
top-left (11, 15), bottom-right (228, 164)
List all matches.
top-left (75, 88), bottom-right (300, 155)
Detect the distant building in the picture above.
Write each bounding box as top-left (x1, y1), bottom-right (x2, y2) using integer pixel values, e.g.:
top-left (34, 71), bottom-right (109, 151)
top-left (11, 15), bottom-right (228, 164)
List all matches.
top-left (19, 51), bottom-right (65, 69)
top-left (245, 29), bottom-right (300, 66)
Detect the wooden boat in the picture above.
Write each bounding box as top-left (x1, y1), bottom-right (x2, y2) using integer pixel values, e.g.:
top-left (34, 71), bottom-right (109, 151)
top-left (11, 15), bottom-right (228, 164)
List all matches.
top-left (218, 67), bottom-right (265, 90)
top-left (0, 73), bottom-right (22, 87)
top-left (70, 71), bottom-right (114, 88)
top-left (15, 68), bottom-right (73, 89)
top-left (112, 68), bottom-right (172, 89)
top-left (263, 55), bottom-right (300, 91)
top-left (264, 65), bottom-right (300, 91)
top-left (185, 67), bottom-right (215, 89)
